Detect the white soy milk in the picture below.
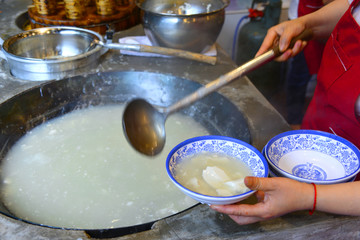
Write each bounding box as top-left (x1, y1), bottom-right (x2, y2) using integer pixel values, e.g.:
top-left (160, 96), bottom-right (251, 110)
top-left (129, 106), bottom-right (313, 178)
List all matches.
top-left (0, 104), bottom-right (209, 229)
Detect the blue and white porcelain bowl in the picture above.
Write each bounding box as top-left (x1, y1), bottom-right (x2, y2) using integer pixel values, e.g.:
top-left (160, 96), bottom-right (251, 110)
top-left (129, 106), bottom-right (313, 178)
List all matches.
top-left (264, 130), bottom-right (360, 184)
top-left (262, 147), bottom-right (356, 182)
top-left (166, 136), bottom-right (268, 205)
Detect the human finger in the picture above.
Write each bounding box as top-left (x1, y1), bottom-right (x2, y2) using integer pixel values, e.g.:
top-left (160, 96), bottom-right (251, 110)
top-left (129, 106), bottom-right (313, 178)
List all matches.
top-left (275, 35), bottom-right (307, 61)
top-left (275, 49), bottom-right (293, 61)
top-left (273, 40), bottom-right (304, 61)
top-left (228, 214), bottom-right (265, 225)
top-left (210, 202), bottom-right (268, 218)
top-left (255, 190), bottom-right (265, 202)
top-left (291, 40), bottom-right (308, 57)
top-left (277, 23), bottom-right (306, 52)
top-left (277, 41), bottom-right (307, 61)
top-left (255, 29), bottom-right (279, 57)
top-left (244, 176), bottom-right (278, 192)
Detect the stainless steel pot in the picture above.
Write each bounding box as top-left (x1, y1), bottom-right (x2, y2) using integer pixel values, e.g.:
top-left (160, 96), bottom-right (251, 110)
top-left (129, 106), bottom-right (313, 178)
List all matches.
top-left (1, 27), bottom-right (216, 81)
top-left (0, 71), bottom-right (250, 238)
top-left (136, 0), bottom-right (229, 53)
top-left (1, 27), bottom-right (104, 81)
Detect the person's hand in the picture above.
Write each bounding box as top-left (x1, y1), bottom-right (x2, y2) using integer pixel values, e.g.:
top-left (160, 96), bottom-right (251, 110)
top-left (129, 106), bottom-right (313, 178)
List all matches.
top-left (210, 176), bottom-right (313, 225)
top-left (255, 19), bottom-right (308, 61)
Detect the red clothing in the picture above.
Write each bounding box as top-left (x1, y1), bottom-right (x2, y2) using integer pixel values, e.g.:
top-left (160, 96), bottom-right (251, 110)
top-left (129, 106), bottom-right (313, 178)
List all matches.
top-left (302, 0), bottom-right (360, 150)
top-left (298, 0), bottom-right (325, 74)
top-left (297, 0), bottom-right (323, 16)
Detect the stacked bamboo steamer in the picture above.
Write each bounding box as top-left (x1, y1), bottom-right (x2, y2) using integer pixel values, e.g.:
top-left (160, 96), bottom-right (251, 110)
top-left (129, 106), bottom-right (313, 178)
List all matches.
top-left (29, 0), bottom-right (140, 34)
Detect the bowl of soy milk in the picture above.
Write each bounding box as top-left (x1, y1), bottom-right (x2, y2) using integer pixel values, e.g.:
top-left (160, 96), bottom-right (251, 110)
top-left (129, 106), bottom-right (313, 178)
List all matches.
top-left (166, 136), bottom-right (268, 205)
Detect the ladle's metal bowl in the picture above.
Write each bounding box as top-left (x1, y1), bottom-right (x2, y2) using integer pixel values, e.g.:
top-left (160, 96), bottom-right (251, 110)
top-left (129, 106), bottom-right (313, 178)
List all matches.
top-left (136, 0), bottom-right (229, 53)
top-left (1, 27), bottom-right (104, 81)
top-left (0, 71), bottom-right (250, 238)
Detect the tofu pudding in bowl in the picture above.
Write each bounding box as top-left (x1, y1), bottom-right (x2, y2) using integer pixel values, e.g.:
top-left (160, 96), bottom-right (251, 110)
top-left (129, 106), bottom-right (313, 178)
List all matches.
top-left (174, 152), bottom-right (253, 197)
top-left (167, 136), bottom-right (268, 205)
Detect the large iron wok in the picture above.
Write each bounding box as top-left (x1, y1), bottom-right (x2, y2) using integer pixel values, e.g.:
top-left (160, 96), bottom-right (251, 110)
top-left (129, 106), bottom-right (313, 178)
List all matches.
top-left (0, 71), bottom-right (250, 238)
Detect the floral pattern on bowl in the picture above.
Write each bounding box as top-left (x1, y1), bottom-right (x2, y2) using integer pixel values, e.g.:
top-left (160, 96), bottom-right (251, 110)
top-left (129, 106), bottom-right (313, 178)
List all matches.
top-left (264, 130), bottom-right (360, 184)
top-left (292, 162), bottom-right (327, 180)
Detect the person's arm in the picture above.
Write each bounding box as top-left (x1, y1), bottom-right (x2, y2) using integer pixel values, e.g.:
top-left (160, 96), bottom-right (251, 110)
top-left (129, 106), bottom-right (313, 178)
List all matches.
top-left (322, 0), bottom-right (335, 6)
top-left (210, 176), bottom-right (360, 225)
top-left (303, 0), bottom-right (349, 39)
top-left (316, 180), bottom-right (360, 215)
top-left (255, 0), bottom-right (349, 61)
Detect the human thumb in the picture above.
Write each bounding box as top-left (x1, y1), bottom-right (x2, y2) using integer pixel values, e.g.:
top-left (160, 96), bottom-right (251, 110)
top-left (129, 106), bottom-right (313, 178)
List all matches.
top-left (244, 176), bottom-right (269, 191)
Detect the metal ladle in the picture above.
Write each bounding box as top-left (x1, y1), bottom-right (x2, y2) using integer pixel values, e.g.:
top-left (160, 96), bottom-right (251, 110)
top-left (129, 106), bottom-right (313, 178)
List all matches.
top-left (123, 30), bottom-right (313, 156)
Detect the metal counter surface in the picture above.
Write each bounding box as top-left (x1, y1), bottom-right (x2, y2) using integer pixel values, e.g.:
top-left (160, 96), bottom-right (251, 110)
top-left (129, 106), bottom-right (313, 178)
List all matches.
top-left (1, 1), bottom-right (360, 239)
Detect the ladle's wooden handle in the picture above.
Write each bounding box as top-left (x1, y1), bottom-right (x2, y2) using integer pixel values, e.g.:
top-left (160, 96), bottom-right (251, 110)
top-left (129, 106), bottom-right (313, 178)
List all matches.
top-left (273, 29), bottom-right (313, 56)
top-left (138, 44), bottom-right (217, 65)
top-left (164, 29), bottom-right (314, 115)
top-left (103, 41), bottom-right (217, 65)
